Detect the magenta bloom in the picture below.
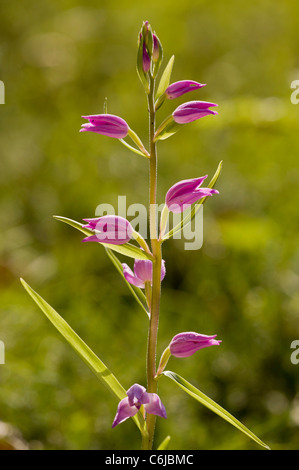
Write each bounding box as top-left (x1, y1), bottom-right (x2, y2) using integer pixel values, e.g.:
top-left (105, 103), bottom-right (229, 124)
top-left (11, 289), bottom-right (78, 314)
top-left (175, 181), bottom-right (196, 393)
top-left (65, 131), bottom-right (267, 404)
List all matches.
top-left (122, 259), bottom-right (166, 288)
top-left (112, 383), bottom-right (167, 428)
top-left (173, 100), bottom-right (218, 124)
top-left (80, 114), bottom-right (129, 138)
top-left (165, 80), bottom-right (206, 100)
top-left (82, 215), bottom-right (133, 245)
top-left (165, 175), bottom-right (219, 213)
top-left (169, 332), bottom-right (222, 358)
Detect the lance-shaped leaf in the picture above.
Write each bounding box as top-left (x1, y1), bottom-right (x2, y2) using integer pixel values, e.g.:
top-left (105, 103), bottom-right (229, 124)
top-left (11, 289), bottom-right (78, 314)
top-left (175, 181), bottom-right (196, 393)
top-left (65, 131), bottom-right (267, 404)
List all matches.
top-left (163, 371), bottom-right (270, 450)
top-left (155, 55), bottom-right (175, 101)
top-left (162, 160), bottom-right (222, 240)
top-left (119, 138), bottom-right (149, 157)
top-left (53, 216), bottom-right (154, 261)
top-left (20, 278), bottom-right (146, 434)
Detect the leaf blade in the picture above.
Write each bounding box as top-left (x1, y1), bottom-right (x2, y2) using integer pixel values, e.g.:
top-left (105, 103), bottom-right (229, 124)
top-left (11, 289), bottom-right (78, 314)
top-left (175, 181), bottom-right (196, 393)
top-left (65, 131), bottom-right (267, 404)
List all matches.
top-left (163, 370), bottom-right (270, 450)
top-left (53, 216), bottom-right (154, 260)
top-left (20, 278), bottom-right (145, 433)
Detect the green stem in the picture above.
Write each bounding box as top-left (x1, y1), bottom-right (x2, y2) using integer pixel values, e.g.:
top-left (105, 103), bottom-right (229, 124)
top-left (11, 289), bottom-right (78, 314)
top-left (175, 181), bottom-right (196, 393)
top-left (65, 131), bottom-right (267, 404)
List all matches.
top-left (141, 75), bottom-right (163, 450)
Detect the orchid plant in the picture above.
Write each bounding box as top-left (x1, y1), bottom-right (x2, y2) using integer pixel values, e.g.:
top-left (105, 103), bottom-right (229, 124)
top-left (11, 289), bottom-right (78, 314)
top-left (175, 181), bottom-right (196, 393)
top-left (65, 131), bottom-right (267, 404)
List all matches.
top-left (21, 21), bottom-right (269, 450)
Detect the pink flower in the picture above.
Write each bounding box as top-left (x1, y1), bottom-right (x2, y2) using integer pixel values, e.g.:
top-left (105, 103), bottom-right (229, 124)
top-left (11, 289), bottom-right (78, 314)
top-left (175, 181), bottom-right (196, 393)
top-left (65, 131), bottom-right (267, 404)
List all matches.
top-left (165, 176), bottom-right (219, 213)
top-left (142, 42), bottom-right (151, 73)
top-left (173, 100), bottom-right (218, 124)
top-left (169, 332), bottom-right (222, 358)
top-left (112, 383), bottom-right (167, 428)
top-left (80, 114), bottom-right (129, 138)
top-left (165, 80), bottom-right (206, 100)
top-left (122, 259), bottom-right (166, 288)
top-left (82, 215), bottom-right (133, 245)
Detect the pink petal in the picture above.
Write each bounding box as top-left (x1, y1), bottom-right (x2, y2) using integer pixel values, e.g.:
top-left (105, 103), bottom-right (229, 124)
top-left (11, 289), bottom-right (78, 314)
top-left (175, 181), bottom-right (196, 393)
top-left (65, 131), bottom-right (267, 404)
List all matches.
top-left (173, 101), bottom-right (218, 124)
top-left (112, 397), bottom-right (138, 428)
top-left (80, 114), bottom-right (129, 138)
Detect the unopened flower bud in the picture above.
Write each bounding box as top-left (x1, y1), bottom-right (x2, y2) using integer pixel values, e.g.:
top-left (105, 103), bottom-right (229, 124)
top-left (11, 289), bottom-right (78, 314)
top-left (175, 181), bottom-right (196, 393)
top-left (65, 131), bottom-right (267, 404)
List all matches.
top-left (165, 80), bottom-right (206, 100)
top-left (152, 33), bottom-right (163, 78)
top-left (142, 20), bottom-right (153, 54)
top-left (112, 383), bottom-right (167, 428)
top-left (142, 42), bottom-right (151, 73)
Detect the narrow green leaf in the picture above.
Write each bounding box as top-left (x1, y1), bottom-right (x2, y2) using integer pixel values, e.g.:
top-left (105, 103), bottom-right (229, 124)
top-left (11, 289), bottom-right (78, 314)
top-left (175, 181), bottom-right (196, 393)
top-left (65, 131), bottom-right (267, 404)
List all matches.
top-left (105, 247), bottom-right (150, 318)
top-left (155, 55), bottom-right (175, 100)
top-left (157, 435), bottom-right (171, 450)
top-left (103, 97), bottom-right (108, 114)
top-left (20, 278), bottom-right (145, 433)
top-left (163, 160), bottom-right (223, 240)
top-left (53, 215), bottom-right (154, 261)
top-left (163, 370), bottom-right (270, 450)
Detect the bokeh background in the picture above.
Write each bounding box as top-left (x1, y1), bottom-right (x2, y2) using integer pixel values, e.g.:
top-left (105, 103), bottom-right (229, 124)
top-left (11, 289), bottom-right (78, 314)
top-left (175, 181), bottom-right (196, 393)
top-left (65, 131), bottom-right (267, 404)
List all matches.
top-left (1, 0), bottom-right (299, 450)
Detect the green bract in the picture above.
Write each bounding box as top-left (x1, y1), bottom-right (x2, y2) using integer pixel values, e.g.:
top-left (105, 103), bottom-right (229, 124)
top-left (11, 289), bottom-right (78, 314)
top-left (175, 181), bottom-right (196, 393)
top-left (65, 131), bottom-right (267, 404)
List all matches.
top-left (20, 279), bottom-right (147, 435)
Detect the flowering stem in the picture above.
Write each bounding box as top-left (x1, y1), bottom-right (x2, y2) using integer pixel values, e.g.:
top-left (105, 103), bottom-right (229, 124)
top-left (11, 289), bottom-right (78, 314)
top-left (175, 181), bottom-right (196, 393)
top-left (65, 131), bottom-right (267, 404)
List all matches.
top-left (141, 74), bottom-right (163, 450)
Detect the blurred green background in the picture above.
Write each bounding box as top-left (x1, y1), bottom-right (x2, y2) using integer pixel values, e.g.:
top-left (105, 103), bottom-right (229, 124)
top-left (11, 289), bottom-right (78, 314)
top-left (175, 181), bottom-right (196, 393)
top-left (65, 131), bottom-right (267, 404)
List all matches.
top-left (1, 0), bottom-right (299, 450)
